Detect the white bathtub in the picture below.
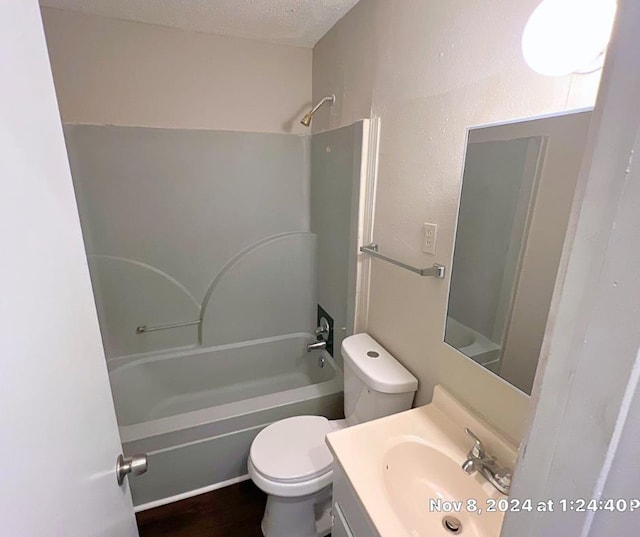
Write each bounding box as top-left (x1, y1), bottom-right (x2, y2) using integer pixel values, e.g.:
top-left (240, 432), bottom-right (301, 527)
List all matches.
top-left (108, 333), bottom-right (343, 510)
top-left (445, 317), bottom-right (502, 373)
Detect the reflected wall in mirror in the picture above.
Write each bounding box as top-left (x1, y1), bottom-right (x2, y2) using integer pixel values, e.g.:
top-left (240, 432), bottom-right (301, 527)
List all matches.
top-left (446, 110), bottom-right (593, 394)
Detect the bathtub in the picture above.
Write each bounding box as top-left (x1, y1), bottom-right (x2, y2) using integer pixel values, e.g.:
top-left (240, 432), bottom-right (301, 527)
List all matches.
top-left (445, 317), bottom-right (502, 373)
top-left (107, 333), bottom-right (343, 510)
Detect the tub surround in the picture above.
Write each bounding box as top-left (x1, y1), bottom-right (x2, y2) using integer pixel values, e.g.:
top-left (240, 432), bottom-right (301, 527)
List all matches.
top-left (65, 121), bottom-right (369, 362)
top-left (327, 386), bottom-right (518, 536)
top-left (64, 125), bottom-right (312, 358)
top-left (310, 122), bottom-right (366, 366)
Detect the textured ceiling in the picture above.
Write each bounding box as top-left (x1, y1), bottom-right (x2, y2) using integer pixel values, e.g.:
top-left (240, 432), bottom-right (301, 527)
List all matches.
top-left (39, 0), bottom-right (360, 47)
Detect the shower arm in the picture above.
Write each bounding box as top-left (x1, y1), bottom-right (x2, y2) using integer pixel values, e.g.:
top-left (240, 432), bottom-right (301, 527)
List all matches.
top-left (301, 94), bottom-right (336, 126)
top-left (308, 95), bottom-right (335, 116)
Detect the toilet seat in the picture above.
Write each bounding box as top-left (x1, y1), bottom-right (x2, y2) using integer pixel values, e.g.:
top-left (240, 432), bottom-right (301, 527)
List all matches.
top-left (249, 416), bottom-right (334, 497)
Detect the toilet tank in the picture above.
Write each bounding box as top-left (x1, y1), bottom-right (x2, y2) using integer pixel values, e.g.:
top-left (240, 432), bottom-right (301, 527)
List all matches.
top-left (341, 334), bottom-right (418, 426)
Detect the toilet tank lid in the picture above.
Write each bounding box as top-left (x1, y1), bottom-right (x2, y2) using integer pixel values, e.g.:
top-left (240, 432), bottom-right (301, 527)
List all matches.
top-left (342, 333), bottom-right (418, 394)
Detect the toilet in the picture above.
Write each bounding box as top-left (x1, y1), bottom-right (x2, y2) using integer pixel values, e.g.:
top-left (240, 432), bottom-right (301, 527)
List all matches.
top-left (248, 333), bottom-right (418, 537)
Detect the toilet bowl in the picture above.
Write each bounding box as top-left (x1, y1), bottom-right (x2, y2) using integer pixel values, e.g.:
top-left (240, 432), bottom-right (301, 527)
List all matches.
top-left (248, 415), bottom-right (342, 537)
top-left (248, 333), bottom-right (418, 537)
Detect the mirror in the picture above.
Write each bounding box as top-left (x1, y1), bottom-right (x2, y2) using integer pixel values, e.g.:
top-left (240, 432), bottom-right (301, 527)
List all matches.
top-left (445, 110), bottom-right (592, 394)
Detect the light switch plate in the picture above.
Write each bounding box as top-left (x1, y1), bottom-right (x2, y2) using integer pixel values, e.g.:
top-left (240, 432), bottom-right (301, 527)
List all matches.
top-left (423, 223), bottom-right (438, 255)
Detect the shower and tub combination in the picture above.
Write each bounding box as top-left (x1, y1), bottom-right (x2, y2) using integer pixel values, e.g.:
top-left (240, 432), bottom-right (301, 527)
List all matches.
top-left (65, 97), bottom-right (376, 509)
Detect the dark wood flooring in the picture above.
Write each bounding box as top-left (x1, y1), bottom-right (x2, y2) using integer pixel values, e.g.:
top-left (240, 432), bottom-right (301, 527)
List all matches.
top-left (136, 481), bottom-right (267, 537)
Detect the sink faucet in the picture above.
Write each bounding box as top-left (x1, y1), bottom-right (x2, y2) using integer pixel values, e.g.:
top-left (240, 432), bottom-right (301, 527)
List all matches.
top-left (461, 428), bottom-right (512, 495)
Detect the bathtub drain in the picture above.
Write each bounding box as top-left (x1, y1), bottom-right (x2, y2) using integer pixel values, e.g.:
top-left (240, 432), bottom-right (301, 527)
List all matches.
top-left (442, 516), bottom-right (462, 534)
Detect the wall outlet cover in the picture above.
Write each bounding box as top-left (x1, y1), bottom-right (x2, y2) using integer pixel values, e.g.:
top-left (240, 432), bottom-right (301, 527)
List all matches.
top-left (423, 222), bottom-right (438, 255)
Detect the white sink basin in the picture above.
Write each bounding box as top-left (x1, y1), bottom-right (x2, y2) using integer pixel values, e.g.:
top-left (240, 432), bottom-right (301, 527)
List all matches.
top-left (326, 386), bottom-right (517, 537)
top-left (383, 440), bottom-right (504, 537)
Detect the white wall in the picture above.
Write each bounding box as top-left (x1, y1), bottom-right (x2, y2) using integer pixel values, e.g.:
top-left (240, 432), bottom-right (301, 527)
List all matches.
top-left (41, 7), bottom-right (312, 134)
top-left (313, 0), bottom-right (601, 442)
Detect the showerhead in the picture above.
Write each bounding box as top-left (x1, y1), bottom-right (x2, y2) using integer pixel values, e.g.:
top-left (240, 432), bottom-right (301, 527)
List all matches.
top-left (300, 94), bottom-right (335, 127)
top-left (301, 112), bottom-right (313, 127)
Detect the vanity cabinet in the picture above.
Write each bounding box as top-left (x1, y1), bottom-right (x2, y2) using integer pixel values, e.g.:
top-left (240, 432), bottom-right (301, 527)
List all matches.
top-left (332, 504), bottom-right (354, 537)
top-left (332, 461), bottom-right (381, 537)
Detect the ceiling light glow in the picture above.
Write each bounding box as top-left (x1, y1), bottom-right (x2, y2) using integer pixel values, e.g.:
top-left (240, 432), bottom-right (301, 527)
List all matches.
top-left (522, 0), bottom-right (617, 76)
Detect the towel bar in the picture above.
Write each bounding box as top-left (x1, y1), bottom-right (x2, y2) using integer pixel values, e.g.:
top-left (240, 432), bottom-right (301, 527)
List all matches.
top-left (360, 243), bottom-right (446, 279)
top-left (136, 319), bottom-right (201, 334)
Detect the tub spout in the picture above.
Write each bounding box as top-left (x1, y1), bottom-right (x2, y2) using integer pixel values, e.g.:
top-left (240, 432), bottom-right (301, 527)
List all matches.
top-left (307, 340), bottom-right (327, 352)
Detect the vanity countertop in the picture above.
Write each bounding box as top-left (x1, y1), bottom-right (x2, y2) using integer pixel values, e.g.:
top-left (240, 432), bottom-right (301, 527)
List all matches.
top-left (326, 386), bottom-right (518, 537)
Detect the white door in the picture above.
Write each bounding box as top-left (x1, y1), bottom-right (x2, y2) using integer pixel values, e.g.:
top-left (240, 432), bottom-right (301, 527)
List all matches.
top-left (0, 2), bottom-right (139, 536)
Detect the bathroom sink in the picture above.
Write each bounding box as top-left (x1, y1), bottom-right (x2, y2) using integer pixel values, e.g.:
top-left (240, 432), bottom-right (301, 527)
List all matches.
top-left (382, 440), bottom-right (504, 537)
top-left (326, 386), bottom-right (517, 537)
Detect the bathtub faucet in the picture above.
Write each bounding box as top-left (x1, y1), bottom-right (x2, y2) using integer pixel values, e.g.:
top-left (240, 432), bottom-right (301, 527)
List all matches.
top-left (307, 317), bottom-right (330, 352)
top-left (306, 340), bottom-right (327, 352)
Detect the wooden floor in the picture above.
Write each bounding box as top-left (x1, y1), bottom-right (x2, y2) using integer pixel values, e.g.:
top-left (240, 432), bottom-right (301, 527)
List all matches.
top-left (136, 481), bottom-right (267, 537)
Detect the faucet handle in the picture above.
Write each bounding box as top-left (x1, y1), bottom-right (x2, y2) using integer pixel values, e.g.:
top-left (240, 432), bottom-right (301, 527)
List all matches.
top-left (496, 471), bottom-right (512, 490)
top-left (314, 317), bottom-right (330, 339)
top-left (465, 428), bottom-right (486, 459)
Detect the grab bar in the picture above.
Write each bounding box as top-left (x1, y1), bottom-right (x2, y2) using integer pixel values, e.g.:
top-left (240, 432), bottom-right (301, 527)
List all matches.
top-left (136, 320), bottom-right (201, 334)
top-left (359, 243), bottom-right (446, 279)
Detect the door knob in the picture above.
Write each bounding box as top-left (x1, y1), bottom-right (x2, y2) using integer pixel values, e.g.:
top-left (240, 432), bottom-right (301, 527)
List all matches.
top-left (116, 453), bottom-right (148, 485)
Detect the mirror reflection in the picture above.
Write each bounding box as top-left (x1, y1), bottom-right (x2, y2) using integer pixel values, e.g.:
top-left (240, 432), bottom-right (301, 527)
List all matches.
top-left (446, 110), bottom-right (592, 394)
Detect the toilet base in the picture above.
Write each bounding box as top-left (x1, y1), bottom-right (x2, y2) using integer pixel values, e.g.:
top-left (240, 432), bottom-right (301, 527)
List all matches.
top-left (261, 485), bottom-right (332, 537)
